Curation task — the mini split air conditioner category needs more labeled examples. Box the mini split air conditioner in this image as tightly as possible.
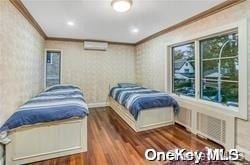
[83,41,108,51]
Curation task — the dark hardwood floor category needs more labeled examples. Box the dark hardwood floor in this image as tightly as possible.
[32,107,222,165]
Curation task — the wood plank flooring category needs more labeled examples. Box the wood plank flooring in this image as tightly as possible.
[32,107,222,165]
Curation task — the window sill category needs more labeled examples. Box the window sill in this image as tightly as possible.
[170,93,239,118]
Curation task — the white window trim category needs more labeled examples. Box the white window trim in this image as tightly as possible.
[164,18,248,120]
[44,49,63,89]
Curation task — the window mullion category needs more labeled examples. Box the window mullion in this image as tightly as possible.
[195,40,200,100]
[169,47,173,93]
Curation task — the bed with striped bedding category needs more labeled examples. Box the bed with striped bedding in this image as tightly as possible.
[0,85,89,136]
[110,86,179,120]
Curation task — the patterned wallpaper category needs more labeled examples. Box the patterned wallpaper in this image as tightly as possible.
[0,0,45,126]
[45,41,136,105]
[135,1,250,151]
[1,0,249,156]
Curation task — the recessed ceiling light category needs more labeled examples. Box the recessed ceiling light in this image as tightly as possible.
[131,27,139,33]
[111,0,133,13]
[67,21,75,26]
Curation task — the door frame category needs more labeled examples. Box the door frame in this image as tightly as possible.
[44,49,62,89]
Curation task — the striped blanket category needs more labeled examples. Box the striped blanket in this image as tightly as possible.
[0,85,88,144]
[110,86,179,120]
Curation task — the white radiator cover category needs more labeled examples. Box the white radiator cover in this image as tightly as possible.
[174,98,235,150]
[197,113,226,145]
[175,107,192,129]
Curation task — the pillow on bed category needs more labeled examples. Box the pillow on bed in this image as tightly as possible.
[45,84,80,92]
[118,83,139,88]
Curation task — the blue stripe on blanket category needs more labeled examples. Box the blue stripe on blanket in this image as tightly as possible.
[118,89,156,105]
[22,97,85,107]
[110,86,145,100]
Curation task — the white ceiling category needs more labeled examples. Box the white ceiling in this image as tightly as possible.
[22,0,225,44]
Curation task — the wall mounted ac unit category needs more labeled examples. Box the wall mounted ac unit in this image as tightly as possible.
[83,41,108,51]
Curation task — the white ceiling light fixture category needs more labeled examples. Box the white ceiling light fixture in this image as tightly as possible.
[111,0,133,13]
[131,27,139,33]
[67,21,75,26]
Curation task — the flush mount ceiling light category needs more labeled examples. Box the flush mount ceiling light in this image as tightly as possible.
[67,21,75,26]
[111,0,133,13]
[131,27,139,33]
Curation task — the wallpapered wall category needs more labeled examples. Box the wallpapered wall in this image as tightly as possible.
[0,0,45,126]
[45,41,135,105]
[135,1,250,153]
[1,0,249,158]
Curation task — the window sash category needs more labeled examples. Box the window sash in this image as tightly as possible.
[171,32,239,108]
[172,43,195,97]
[200,32,239,107]
[201,56,238,61]
[201,78,238,83]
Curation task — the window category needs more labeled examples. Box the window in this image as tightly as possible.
[200,33,238,107]
[172,43,195,97]
[46,51,61,88]
[168,19,248,119]
[171,32,239,107]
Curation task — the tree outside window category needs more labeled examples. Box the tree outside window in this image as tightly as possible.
[200,33,238,107]
[172,32,238,108]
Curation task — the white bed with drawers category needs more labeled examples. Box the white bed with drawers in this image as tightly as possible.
[0,85,89,165]
[109,83,178,132]
[6,118,87,165]
[109,97,174,132]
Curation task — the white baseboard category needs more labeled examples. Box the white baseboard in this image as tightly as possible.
[236,145,250,161]
[88,102,108,108]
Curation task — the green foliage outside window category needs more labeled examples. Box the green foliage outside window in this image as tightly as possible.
[172,32,239,107]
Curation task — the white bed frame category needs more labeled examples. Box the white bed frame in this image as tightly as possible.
[5,117,87,165]
[109,97,174,132]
